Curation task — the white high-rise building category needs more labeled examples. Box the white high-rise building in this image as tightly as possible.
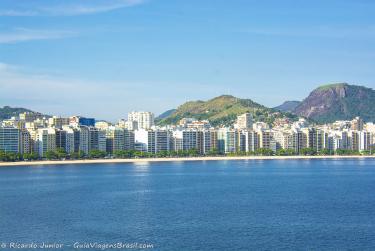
[128,112,154,130]
[359,131,371,152]
[78,126,89,154]
[36,128,56,157]
[172,129,199,151]
[235,113,253,130]
[135,129,170,153]
[62,126,76,154]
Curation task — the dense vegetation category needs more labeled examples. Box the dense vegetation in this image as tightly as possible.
[155,109,176,122]
[0,106,34,120]
[1,147,374,162]
[158,95,298,126]
[0,106,48,121]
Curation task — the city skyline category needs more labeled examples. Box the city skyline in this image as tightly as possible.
[0,109,373,159]
[1,0,375,120]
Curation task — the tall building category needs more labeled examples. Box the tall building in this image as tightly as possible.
[26,128,39,154]
[62,126,76,154]
[55,129,67,150]
[351,131,359,151]
[236,113,253,130]
[0,127,21,153]
[315,129,329,152]
[217,128,238,153]
[135,129,169,153]
[258,130,272,150]
[37,128,56,157]
[88,127,107,152]
[359,131,371,152]
[128,112,154,130]
[124,129,135,150]
[197,129,218,154]
[106,127,135,153]
[78,126,90,154]
[273,130,289,150]
[182,130,199,151]
[172,129,199,151]
[172,131,183,151]
[286,129,304,153]
[341,131,350,150]
[351,117,364,131]
[20,129,32,154]
[241,130,259,152]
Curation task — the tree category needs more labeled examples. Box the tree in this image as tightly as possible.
[155,150,169,158]
[335,149,360,156]
[45,150,58,160]
[71,150,86,159]
[207,148,220,156]
[134,151,148,158]
[255,148,274,156]
[319,148,333,155]
[276,149,296,156]
[56,148,67,159]
[176,150,188,157]
[187,148,199,157]
[22,153,33,160]
[89,150,106,159]
[300,148,317,156]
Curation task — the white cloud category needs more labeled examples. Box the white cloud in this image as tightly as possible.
[0,62,237,120]
[0,10,38,16]
[0,0,146,17]
[0,62,178,120]
[0,28,77,44]
[236,25,375,39]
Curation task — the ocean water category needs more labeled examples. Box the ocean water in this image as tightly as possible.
[0,159,375,250]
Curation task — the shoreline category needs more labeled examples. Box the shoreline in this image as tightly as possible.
[1,155,375,167]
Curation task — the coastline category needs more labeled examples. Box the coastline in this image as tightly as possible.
[0,155,374,167]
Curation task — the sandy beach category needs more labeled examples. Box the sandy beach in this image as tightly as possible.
[0,155,374,167]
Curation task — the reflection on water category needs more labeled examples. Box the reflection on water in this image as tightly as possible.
[0,159,374,250]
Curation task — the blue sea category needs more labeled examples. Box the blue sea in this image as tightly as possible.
[0,159,375,250]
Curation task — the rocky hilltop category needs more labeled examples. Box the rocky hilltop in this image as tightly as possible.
[293,83,375,123]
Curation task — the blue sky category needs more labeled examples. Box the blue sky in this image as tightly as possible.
[1,0,375,121]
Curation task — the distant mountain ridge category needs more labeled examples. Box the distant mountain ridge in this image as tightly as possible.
[0,106,36,120]
[293,83,375,123]
[156,109,176,121]
[3,83,375,125]
[158,95,296,126]
[274,101,301,112]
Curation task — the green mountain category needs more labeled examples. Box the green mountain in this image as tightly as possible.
[158,95,297,126]
[155,109,177,122]
[294,83,375,123]
[0,106,34,120]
